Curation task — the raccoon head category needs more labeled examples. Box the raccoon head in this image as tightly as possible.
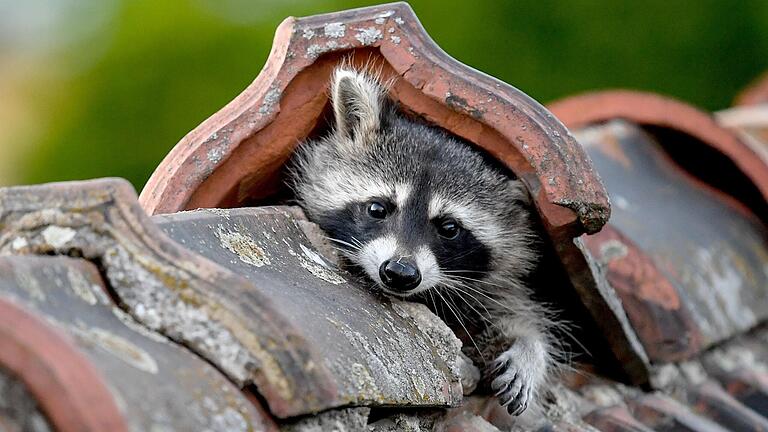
[293,67,537,298]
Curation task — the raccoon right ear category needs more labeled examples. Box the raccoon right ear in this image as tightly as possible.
[330,68,385,141]
[508,179,533,206]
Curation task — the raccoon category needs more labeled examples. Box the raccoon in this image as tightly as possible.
[291,67,559,417]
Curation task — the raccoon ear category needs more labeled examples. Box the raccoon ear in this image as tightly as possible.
[508,179,533,206]
[330,68,385,141]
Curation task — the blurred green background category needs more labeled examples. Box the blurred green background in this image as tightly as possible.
[1,0,766,190]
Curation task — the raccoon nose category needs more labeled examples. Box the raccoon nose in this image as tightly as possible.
[379,258,421,292]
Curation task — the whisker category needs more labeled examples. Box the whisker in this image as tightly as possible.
[441,282,493,325]
[442,269,494,275]
[350,235,366,250]
[446,279,517,313]
[428,289,438,317]
[442,274,509,292]
[324,236,362,251]
[442,246,485,264]
[434,288,483,359]
[329,245,359,258]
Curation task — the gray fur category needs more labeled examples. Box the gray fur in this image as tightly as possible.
[290,67,561,420]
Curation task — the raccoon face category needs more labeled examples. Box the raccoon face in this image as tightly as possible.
[313,192,496,297]
[293,68,536,298]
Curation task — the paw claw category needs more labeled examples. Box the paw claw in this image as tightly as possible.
[507,386,529,416]
[498,390,514,407]
[509,399,528,416]
[492,372,517,395]
[490,358,508,374]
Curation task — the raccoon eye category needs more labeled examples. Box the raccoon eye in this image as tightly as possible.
[437,218,461,239]
[367,201,388,219]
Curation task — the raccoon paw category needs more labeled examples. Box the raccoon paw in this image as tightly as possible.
[489,341,545,416]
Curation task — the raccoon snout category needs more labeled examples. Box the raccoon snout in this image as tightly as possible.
[379,258,421,292]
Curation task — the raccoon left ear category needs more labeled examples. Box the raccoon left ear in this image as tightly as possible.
[330,68,385,141]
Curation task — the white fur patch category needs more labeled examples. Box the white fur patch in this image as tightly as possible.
[393,183,411,208]
[358,235,398,284]
[412,245,441,294]
[308,173,411,211]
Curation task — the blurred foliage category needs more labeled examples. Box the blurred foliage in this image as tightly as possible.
[0,0,766,189]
